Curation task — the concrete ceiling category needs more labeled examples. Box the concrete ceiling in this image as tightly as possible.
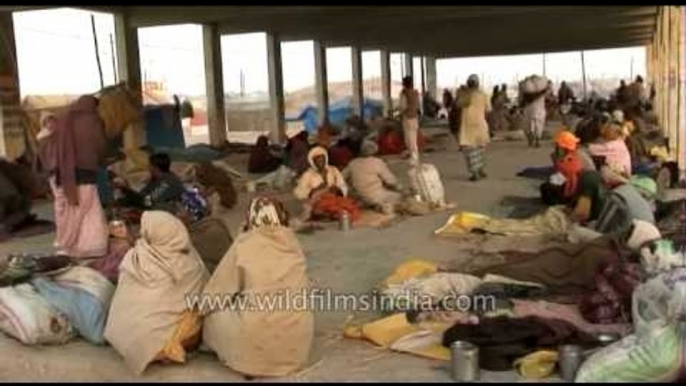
[3,6,658,58]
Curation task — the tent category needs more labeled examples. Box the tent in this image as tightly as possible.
[287,97,384,134]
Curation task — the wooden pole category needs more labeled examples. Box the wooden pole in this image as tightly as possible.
[581,50,587,100]
[91,15,104,89]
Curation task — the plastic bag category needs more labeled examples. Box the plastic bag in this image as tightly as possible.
[0,284,74,345]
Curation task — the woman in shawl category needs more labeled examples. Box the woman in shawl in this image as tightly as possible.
[104,211,209,375]
[37,98,109,259]
[248,135,282,174]
[200,196,314,377]
[293,146,359,222]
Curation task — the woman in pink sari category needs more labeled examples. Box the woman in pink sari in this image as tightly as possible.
[37,96,109,258]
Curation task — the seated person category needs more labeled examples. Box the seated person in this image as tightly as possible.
[114,153,186,214]
[294,146,359,222]
[315,121,338,148]
[200,196,313,377]
[611,176,657,225]
[588,120,632,181]
[343,141,403,214]
[285,131,310,176]
[0,159,33,237]
[541,131,594,206]
[248,135,282,174]
[104,211,209,375]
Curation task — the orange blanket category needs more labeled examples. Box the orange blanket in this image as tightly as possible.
[311,193,361,222]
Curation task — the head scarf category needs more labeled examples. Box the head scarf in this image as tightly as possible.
[554,130,580,151]
[126,211,206,283]
[307,146,329,169]
[37,112,58,173]
[360,140,379,157]
[626,219,661,250]
[629,176,657,200]
[555,151,583,198]
[601,123,623,141]
[245,196,289,231]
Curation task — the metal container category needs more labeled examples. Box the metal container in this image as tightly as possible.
[450,341,480,382]
[596,332,620,346]
[559,344,584,382]
[339,210,351,232]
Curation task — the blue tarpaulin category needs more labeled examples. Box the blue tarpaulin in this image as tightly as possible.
[287,98,384,134]
[144,105,186,151]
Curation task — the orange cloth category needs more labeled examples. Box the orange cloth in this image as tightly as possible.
[311,192,361,222]
[154,310,203,363]
[555,130,580,151]
[556,151,583,198]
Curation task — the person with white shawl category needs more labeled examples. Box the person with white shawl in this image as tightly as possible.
[293,146,353,221]
[200,196,314,377]
[104,211,209,374]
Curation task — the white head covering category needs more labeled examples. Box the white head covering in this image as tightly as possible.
[307,146,328,169]
[360,140,379,157]
[626,219,661,250]
[612,110,625,124]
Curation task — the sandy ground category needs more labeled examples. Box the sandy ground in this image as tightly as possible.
[0,125,565,382]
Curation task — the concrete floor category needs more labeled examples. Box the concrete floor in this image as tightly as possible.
[0,128,565,382]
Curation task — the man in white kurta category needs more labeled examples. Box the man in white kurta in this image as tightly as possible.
[398,76,421,165]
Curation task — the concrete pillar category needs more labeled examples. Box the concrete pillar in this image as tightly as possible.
[351,46,364,119]
[404,53,414,78]
[380,50,392,117]
[0,12,23,160]
[114,13,144,149]
[266,33,286,144]
[425,56,437,100]
[313,41,329,125]
[202,24,227,147]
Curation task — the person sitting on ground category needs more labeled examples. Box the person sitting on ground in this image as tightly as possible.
[541,131,593,206]
[550,132,608,225]
[611,176,657,225]
[294,146,359,222]
[200,196,313,378]
[315,121,338,148]
[343,140,403,214]
[588,119,633,186]
[114,153,186,214]
[285,130,311,176]
[248,135,282,174]
[104,211,209,375]
[0,159,33,238]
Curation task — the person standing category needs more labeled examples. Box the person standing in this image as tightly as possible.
[398,76,421,164]
[457,74,491,181]
[522,79,549,148]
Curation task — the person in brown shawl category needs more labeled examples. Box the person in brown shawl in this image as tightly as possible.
[37,97,109,258]
[200,196,314,377]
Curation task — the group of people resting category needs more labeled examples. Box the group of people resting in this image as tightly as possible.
[106,197,313,377]
[541,119,657,239]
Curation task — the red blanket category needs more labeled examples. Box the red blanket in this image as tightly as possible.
[311,193,361,222]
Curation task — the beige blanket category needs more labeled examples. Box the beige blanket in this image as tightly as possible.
[104,211,209,374]
[201,226,314,377]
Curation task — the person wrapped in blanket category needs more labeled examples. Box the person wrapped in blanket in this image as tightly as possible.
[343,140,403,214]
[112,153,207,223]
[104,211,209,374]
[199,196,313,378]
[543,131,655,238]
[293,146,359,222]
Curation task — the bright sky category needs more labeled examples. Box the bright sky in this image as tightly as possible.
[13,7,646,98]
